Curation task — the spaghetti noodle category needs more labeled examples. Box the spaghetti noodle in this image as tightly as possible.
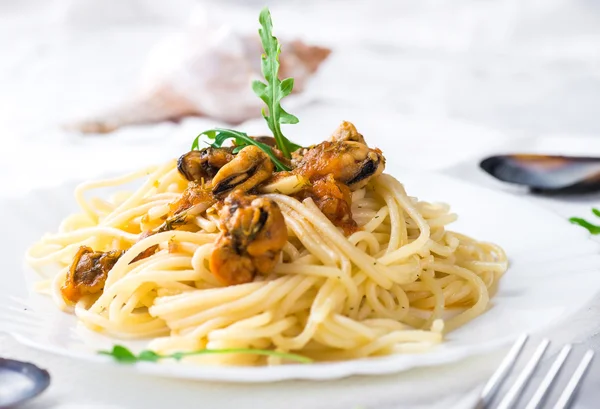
[27,155,507,365]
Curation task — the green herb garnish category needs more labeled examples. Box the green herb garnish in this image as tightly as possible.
[101,345,138,363]
[251,7,301,159]
[99,344,312,364]
[190,7,301,167]
[191,128,291,171]
[569,208,600,234]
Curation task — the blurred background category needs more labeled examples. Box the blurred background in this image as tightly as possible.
[1,0,600,193]
[2,2,600,408]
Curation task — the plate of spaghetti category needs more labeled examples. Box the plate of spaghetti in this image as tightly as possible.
[9,8,600,381]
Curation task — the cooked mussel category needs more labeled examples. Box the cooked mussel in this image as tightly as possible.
[345,149,385,189]
[480,154,600,194]
[294,173,357,234]
[177,147,234,182]
[130,185,217,263]
[295,141,385,190]
[291,122,368,167]
[210,190,287,285]
[211,145,274,196]
[167,183,215,219]
[61,246,125,303]
[330,121,366,144]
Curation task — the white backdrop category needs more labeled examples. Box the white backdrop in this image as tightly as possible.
[1,1,600,408]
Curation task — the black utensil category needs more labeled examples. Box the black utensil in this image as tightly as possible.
[480,154,600,194]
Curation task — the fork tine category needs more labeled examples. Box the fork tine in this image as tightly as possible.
[496,339,550,409]
[525,344,572,409]
[477,334,529,408]
[0,301,45,326]
[0,301,52,320]
[552,350,595,409]
[0,304,44,319]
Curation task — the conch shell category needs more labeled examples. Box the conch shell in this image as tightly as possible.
[67,13,331,134]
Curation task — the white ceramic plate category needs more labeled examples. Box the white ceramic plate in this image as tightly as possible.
[2,168,600,382]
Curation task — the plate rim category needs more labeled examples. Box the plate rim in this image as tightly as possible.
[3,169,600,382]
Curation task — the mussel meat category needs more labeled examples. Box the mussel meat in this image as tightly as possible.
[295,140,385,190]
[211,145,274,196]
[61,246,125,303]
[330,121,366,144]
[177,147,234,183]
[210,190,287,285]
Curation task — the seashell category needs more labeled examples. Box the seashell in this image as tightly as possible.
[0,358,50,407]
[480,154,600,194]
[66,10,331,134]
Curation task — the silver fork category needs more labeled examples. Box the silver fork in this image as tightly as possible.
[476,334,595,409]
[0,296,47,339]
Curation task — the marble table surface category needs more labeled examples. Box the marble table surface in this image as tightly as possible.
[1,1,600,408]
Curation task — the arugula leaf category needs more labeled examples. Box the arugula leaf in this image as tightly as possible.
[138,350,161,362]
[569,208,600,234]
[99,344,312,364]
[190,8,302,169]
[252,7,301,159]
[570,217,600,234]
[99,345,137,363]
[191,128,291,172]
